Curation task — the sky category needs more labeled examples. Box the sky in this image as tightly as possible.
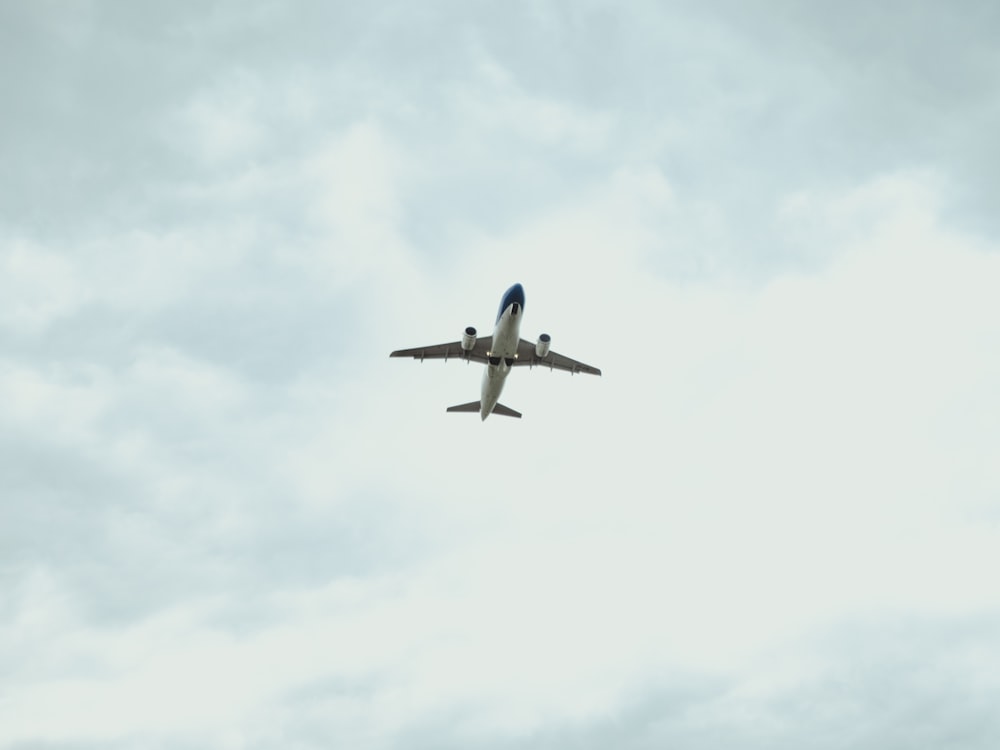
[2,1,1000,747]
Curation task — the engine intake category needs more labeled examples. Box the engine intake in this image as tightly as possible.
[461,326,477,351]
[535,333,551,358]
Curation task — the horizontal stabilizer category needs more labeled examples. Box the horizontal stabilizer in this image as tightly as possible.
[446,401,481,413]
[492,403,522,418]
[445,401,522,418]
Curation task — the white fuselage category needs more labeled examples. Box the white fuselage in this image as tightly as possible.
[480,299,523,419]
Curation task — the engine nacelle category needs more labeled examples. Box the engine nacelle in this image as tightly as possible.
[535,333,551,358]
[461,326,477,351]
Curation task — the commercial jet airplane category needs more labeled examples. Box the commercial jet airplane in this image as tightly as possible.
[390,283,601,420]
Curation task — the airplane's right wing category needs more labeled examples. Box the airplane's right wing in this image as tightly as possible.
[390,336,494,364]
[513,339,602,375]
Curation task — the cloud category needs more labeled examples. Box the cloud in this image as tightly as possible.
[0,239,90,335]
[3,2,1000,748]
[173,72,268,163]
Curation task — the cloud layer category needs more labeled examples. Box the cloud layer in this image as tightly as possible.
[2,2,999,748]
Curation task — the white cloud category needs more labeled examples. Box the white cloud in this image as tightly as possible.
[0,238,92,334]
[172,71,267,163]
[306,167,1000,742]
[453,59,617,153]
[304,122,413,283]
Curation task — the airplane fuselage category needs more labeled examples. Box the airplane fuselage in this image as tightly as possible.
[480,283,525,419]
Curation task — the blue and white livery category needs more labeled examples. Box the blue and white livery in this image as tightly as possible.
[390,283,602,420]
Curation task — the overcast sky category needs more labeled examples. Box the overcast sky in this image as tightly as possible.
[2,1,1000,748]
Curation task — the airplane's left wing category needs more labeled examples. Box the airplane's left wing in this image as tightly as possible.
[390,336,493,364]
[513,339,602,375]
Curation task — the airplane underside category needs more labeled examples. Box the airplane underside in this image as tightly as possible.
[390,283,601,420]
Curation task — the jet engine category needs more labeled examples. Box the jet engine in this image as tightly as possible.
[461,326,477,351]
[535,333,551,358]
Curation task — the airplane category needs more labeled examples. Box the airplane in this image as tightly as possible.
[390,283,601,420]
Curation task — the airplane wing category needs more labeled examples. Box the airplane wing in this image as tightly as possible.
[390,336,493,364]
[513,339,602,375]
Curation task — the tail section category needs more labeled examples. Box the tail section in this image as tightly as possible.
[446,401,522,419]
